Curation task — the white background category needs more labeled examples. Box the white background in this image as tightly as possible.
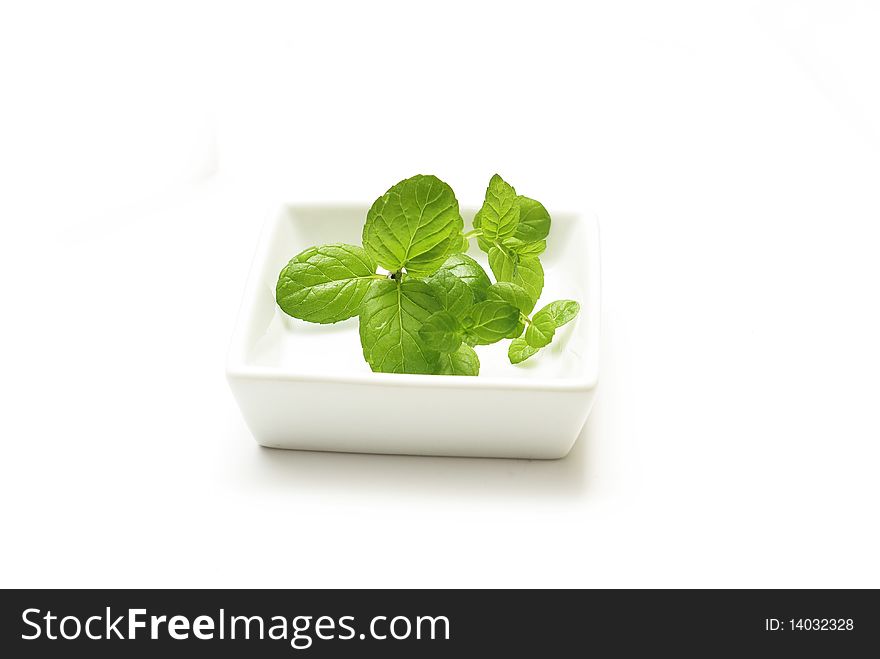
[2,1,879,587]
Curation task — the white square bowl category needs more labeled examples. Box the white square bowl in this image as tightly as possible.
[227,204,600,459]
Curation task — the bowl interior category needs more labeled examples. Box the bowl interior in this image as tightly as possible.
[237,205,596,383]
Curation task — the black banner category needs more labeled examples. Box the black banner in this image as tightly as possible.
[1,589,876,656]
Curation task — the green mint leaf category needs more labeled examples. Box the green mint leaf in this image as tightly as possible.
[513,196,551,243]
[508,337,540,364]
[486,282,531,338]
[470,212,494,254]
[276,243,379,324]
[487,245,544,313]
[541,299,580,327]
[432,253,492,303]
[486,282,533,314]
[524,299,580,349]
[507,319,526,339]
[462,300,520,345]
[362,174,464,277]
[473,174,519,242]
[524,311,556,348]
[438,343,480,376]
[424,268,474,321]
[419,311,463,353]
[486,243,516,280]
[359,278,441,374]
[503,237,546,257]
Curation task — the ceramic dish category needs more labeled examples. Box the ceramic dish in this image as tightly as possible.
[227,204,599,458]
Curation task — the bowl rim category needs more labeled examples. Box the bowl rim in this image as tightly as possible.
[226,202,600,393]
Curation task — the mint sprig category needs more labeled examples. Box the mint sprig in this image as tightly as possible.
[275,174,580,376]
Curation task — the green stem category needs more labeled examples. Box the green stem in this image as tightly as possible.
[462,229,483,240]
[520,313,531,325]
